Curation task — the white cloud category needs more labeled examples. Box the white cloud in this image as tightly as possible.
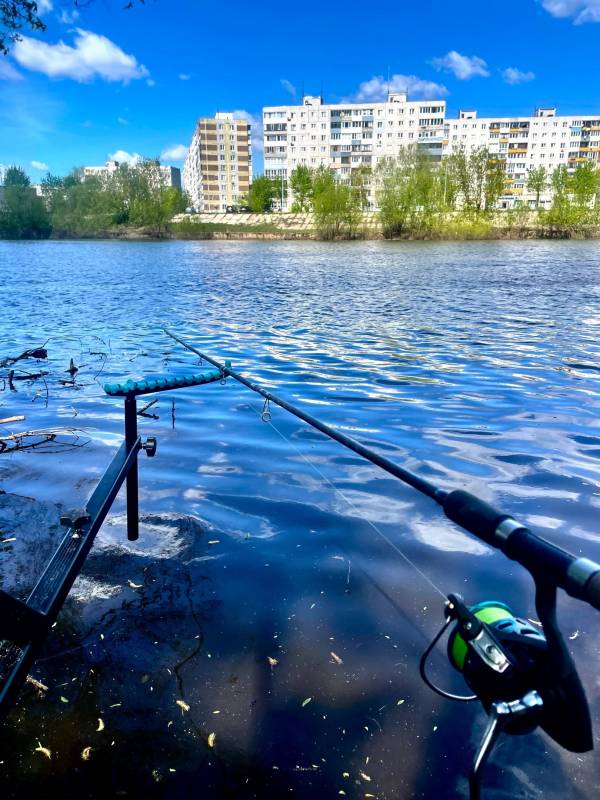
[146,78,156,87]
[431,50,490,80]
[280,78,297,98]
[31,160,49,171]
[540,0,600,22]
[501,67,536,85]
[160,144,188,161]
[179,73,191,80]
[37,0,53,12]
[232,109,263,153]
[349,73,448,102]
[117,116,129,125]
[0,60,23,81]
[59,9,80,24]
[108,150,143,165]
[13,29,149,84]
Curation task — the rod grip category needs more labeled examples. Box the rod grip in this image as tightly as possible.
[443,490,510,546]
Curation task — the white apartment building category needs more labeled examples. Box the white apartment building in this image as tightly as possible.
[182,113,252,212]
[263,93,446,209]
[82,160,182,189]
[264,95,600,209]
[445,107,600,206]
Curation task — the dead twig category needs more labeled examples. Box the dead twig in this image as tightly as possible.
[138,398,159,419]
[0,416,25,425]
[0,347,48,369]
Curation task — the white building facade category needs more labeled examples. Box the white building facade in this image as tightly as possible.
[263,93,446,209]
[263,95,600,209]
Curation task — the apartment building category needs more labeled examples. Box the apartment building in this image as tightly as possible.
[264,94,600,209]
[263,93,446,209]
[445,107,600,206]
[82,160,182,189]
[182,113,252,212]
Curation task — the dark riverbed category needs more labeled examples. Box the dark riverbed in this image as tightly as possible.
[0,239,599,799]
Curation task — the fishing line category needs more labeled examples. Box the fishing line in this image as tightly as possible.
[244,400,447,601]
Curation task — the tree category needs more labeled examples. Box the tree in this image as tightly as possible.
[289,165,313,212]
[312,167,361,239]
[375,148,444,237]
[445,147,492,212]
[0,1,44,55]
[1,1,145,54]
[570,161,598,207]
[350,164,372,211]
[3,165,30,186]
[0,167,50,239]
[245,175,278,213]
[526,166,547,208]
[484,162,505,210]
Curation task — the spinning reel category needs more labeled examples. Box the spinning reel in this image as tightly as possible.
[420,586,593,799]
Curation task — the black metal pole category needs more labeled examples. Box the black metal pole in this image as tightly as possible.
[124,395,139,541]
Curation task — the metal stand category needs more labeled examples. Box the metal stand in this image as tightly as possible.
[469,691,544,800]
[124,395,139,542]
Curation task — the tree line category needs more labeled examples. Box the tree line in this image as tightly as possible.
[0,161,187,239]
[246,148,600,239]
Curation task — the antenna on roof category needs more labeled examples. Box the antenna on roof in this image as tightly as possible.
[301,79,304,101]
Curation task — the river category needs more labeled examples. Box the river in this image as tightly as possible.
[0,239,599,799]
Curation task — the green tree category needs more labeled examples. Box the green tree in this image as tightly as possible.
[445,147,493,212]
[375,148,444,237]
[551,164,570,200]
[312,168,361,239]
[3,165,30,186]
[350,164,372,211]
[289,165,313,212]
[0,166,50,239]
[1,1,146,54]
[485,162,506,211]
[570,161,598,207]
[245,175,278,212]
[526,166,547,208]
[0,1,44,55]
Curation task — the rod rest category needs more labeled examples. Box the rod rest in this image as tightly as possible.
[103,364,230,398]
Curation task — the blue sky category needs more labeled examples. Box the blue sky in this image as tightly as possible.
[1,0,600,180]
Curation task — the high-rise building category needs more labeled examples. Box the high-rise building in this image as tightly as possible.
[183,113,252,212]
[263,93,446,209]
[445,107,600,206]
[263,94,600,209]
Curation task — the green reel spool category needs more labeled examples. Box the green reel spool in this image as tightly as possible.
[448,601,515,672]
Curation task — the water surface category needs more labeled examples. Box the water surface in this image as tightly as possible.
[0,240,599,798]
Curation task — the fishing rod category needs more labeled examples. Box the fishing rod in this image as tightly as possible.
[164,328,599,799]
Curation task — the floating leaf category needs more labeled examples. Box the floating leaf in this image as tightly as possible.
[342,772,350,778]
[330,652,343,665]
[338,792,346,796]
[81,746,92,761]
[396,699,405,706]
[212,710,220,715]
[176,700,190,713]
[302,697,312,707]
[208,540,220,545]
[569,630,580,640]
[97,718,105,732]
[267,656,278,667]
[207,732,216,748]
[128,580,143,589]
[60,696,69,703]
[360,772,371,782]
[35,742,51,759]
